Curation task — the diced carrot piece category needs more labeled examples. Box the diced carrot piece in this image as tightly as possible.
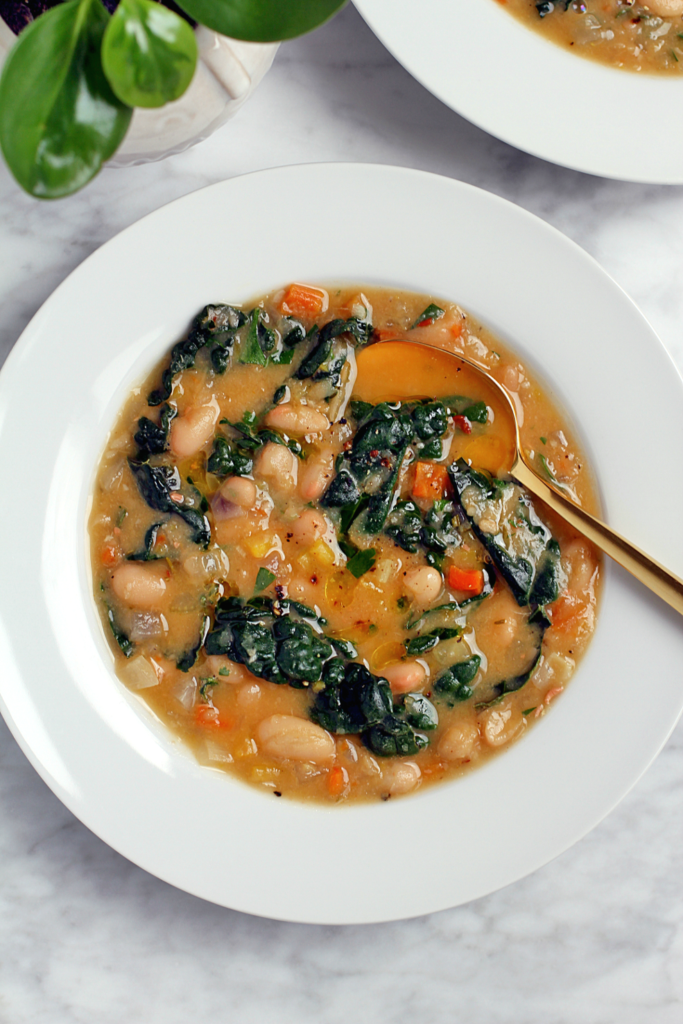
[447,565,485,595]
[327,764,349,797]
[412,461,453,500]
[194,705,235,729]
[279,283,328,319]
[101,544,119,567]
[373,327,400,342]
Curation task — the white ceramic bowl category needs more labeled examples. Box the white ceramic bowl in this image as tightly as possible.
[1,164,682,924]
[354,0,683,183]
[0,19,277,166]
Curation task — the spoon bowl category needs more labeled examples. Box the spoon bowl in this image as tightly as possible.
[355,338,683,616]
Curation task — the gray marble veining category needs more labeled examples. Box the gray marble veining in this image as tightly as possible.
[0,5,682,1022]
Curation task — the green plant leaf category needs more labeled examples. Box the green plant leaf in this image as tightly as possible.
[102,0,198,108]
[0,1,131,198]
[0,0,132,198]
[175,0,347,42]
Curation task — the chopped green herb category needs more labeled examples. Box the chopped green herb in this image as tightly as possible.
[522,707,537,716]
[345,547,376,578]
[239,309,269,366]
[107,606,134,658]
[199,677,218,701]
[411,303,444,329]
[540,436,547,445]
[116,506,128,527]
[254,568,276,593]
[218,666,230,677]
[404,627,461,656]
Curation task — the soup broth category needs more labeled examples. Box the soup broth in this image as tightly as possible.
[498,0,683,74]
[89,284,600,803]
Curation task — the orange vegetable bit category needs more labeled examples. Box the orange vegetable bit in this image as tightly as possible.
[411,461,454,501]
[100,543,119,567]
[447,564,485,595]
[373,327,400,343]
[327,764,349,798]
[194,705,235,730]
[279,283,328,319]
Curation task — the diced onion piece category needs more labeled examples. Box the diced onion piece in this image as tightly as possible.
[121,655,159,690]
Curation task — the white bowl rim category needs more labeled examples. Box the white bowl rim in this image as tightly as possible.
[1,162,682,924]
[354,0,683,183]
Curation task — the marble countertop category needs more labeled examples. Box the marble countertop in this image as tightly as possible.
[1,5,682,1021]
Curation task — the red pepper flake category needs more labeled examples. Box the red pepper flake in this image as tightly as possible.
[170,492,184,504]
[370,449,380,458]
[452,414,472,435]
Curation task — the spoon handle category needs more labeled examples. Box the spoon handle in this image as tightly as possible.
[512,456,683,617]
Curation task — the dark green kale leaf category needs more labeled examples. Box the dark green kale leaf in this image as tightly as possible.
[148,304,245,405]
[404,627,461,656]
[433,655,482,703]
[385,500,423,553]
[272,618,330,684]
[411,401,448,441]
[177,616,210,672]
[535,0,571,15]
[133,403,176,460]
[295,317,372,381]
[448,458,565,607]
[107,606,134,658]
[402,693,439,731]
[321,470,361,510]
[128,459,211,548]
[206,437,254,478]
[364,716,429,757]
[310,662,393,734]
[476,608,551,706]
[282,319,306,348]
[127,522,164,561]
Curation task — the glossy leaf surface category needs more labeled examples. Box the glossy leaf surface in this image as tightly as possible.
[175,0,347,41]
[102,0,198,108]
[0,0,132,198]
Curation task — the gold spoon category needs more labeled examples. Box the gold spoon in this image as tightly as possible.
[354,339,683,616]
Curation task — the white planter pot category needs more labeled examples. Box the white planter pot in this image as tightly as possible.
[0,17,278,166]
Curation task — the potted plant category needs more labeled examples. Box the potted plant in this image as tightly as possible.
[0,0,346,198]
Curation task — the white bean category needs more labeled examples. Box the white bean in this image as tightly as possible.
[438,719,479,761]
[479,702,524,748]
[645,0,683,14]
[256,715,335,764]
[563,539,596,595]
[219,475,257,509]
[255,442,298,493]
[499,363,521,392]
[382,660,426,694]
[531,652,575,694]
[111,562,168,609]
[290,508,328,547]
[299,450,335,501]
[403,566,442,605]
[264,403,329,436]
[236,682,262,708]
[204,656,249,683]
[382,761,421,797]
[169,401,219,457]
